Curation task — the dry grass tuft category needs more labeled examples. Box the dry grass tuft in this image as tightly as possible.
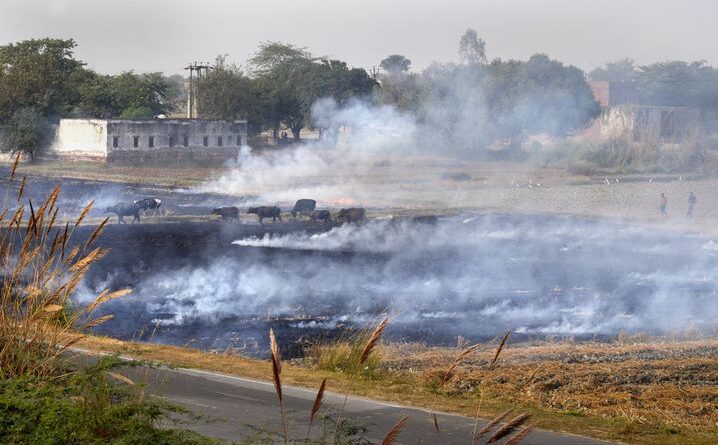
[310,378,326,424]
[380,415,409,445]
[504,422,537,445]
[306,378,326,440]
[268,328,288,444]
[490,331,511,369]
[486,412,532,443]
[360,317,388,366]
[474,409,513,441]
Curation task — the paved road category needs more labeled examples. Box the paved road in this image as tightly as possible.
[102,360,619,445]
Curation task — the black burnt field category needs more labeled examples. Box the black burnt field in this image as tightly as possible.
[79,214,718,357]
[5,169,718,357]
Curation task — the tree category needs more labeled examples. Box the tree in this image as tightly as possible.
[414,52,600,156]
[73,71,174,119]
[247,42,376,141]
[3,108,49,159]
[458,29,487,65]
[376,55,419,110]
[379,55,411,75]
[196,56,262,133]
[0,38,83,121]
[589,59,637,82]
[247,42,315,140]
[636,61,718,110]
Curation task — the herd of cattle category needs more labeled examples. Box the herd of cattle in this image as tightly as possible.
[104,197,367,225]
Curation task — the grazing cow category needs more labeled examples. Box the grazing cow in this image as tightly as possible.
[335,207,366,224]
[291,199,316,218]
[309,210,332,225]
[105,202,141,224]
[211,206,239,221]
[134,197,162,212]
[248,206,283,224]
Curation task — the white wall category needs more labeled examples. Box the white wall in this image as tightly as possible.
[49,119,108,157]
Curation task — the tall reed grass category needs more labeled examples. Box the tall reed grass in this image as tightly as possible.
[1,154,129,380]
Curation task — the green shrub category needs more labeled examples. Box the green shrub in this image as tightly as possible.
[0,359,220,445]
[308,329,383,378]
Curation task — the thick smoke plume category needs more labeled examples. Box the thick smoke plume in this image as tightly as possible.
[199,98,422,206]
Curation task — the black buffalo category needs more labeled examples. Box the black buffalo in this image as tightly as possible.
[105,202,140,224]
[335,207,366,224]
[291,199,316,218]
[248,206,282,224]
[134,197,162,211]
[309,210,332,224]
[211,207,239,221]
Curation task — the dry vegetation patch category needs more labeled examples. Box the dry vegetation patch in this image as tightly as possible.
[383,339,718,434]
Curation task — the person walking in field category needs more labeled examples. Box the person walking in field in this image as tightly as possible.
[660,193,668,217]
[687,192,697,218]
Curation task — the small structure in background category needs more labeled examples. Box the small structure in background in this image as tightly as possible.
[584,81,702,145]
[44,118,247,164]
[590,80,639,107]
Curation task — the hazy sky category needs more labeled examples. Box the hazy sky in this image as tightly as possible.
[0,0,714,75]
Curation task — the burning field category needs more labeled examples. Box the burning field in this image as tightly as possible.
[69,210,718,356]
[4,166,718,357]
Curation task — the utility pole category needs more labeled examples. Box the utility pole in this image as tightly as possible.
[184,62,212,118]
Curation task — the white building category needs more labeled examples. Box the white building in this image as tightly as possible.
[46,118,248,163]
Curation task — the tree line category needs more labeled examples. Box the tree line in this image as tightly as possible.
[0,38,182,157]
[3,33,718,159]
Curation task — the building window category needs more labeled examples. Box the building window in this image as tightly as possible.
[133,136,139,148]
[203,136,209,147]
[148,136,155,148]
[217,136,223,147]
[169,136,175,148]
[236,135,242,146]
[112,136,119,148]
[183,135,189,147]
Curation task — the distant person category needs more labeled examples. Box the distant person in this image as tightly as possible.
[687,192,697,218]
[660,193,668,217]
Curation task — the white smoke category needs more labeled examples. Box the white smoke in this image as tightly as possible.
[198,98,422,206]
[89,215,718,348]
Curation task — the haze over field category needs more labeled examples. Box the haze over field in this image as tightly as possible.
[0,0,716,74]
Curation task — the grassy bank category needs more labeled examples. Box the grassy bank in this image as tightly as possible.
[76,334,718,445]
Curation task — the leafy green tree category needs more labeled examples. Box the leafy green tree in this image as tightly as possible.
[71,70,118,118]
[248,42,315,140]
[247,42,376,140]
[379,55,411,75]
[0,38,83,121]
[196,57,258,126]
[110,72,173,117]
[636,61,718,110]
[376,55,420,111]
[4,108,50,160]
[73,71,173,118]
